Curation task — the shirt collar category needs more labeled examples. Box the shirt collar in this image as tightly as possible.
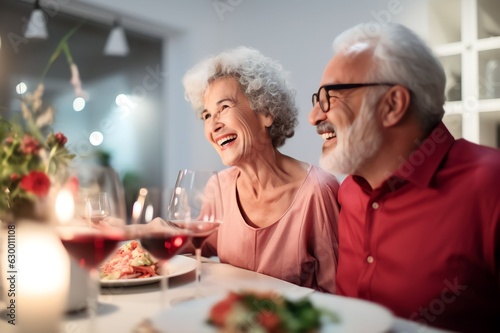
[393,122,454,188]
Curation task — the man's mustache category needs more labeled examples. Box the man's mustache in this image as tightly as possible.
[316,121,336,135]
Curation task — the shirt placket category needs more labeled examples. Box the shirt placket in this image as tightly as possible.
[358,191,384,300]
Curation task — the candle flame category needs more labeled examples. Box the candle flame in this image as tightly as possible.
[55,189,75,224]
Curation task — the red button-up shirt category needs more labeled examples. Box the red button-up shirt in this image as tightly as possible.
[337,122,500,332]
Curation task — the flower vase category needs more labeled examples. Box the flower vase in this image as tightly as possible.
[0,217,70,333]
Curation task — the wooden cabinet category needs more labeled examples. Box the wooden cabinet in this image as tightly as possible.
[429,0,500,148]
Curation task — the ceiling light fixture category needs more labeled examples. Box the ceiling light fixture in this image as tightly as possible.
[103,19,129,56]
[24,0,48,39]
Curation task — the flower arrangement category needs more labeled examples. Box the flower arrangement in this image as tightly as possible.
[0,87,75,217]
[0,26,84,219]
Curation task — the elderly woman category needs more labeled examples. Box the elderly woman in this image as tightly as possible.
[182,47,339,293]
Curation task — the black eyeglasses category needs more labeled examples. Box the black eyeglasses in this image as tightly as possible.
[312,83,395,112]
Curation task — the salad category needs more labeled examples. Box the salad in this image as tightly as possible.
[100,240,160,280]
[207,290,340,333]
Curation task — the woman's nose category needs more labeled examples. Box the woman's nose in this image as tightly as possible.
[207,117,223,133]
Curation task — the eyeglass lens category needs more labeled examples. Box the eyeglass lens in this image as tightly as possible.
[312,87,330,112]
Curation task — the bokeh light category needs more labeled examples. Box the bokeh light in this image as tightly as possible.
[73,97,86,112]
[16,82,28,95]
[89,131,104,146]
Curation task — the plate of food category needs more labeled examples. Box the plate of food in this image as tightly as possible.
[100,240,196,287]
[150,290,394,332]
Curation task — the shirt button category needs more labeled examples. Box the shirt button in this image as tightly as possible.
[367,255,374,264]
[372,202,379,209]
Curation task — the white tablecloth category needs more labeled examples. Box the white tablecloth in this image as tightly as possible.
[0,258,454,333]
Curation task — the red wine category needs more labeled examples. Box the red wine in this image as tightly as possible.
[139,233,191,261]
[61,234,124,270]
[171,221,221,249]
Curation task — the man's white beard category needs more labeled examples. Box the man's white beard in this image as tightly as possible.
[320,95,383,175]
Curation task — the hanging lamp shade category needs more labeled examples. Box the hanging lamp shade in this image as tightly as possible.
[104,21,129,56]
[24,0,48,39]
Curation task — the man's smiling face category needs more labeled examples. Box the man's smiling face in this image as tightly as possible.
[309,47,384,175]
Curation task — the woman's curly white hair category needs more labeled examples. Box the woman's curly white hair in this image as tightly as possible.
[182,46,298,148]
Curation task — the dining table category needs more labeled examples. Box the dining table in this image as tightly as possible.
[0,255,454,333]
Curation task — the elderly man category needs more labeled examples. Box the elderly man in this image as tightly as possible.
[309,22,500,332]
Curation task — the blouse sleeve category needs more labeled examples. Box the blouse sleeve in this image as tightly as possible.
[308,169,340,294]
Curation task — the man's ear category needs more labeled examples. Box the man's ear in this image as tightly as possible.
[379,85,411,127]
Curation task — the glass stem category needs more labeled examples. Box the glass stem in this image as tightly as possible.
[160,262,169,308]
[195,247,202,296]
[88,268,100,333]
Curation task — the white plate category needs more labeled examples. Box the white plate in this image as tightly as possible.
[151,292,394,333]
[100,255,196,287]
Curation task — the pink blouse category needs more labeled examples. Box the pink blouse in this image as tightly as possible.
[203,165,340,293]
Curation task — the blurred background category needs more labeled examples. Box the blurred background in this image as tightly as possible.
[1,0,499,218]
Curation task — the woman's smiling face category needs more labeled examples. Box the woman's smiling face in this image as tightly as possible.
[202,77,272,166]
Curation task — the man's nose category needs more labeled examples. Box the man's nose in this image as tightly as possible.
[308,103,327,126]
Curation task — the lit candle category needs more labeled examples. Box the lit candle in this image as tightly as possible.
[131,187,148,224]
[55,189,75,224]
[9,221,69,332]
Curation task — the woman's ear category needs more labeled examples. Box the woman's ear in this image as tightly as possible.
[379,85,411,128]
[262,114,273,128]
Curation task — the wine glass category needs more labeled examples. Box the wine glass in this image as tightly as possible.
[167,169,224,297]
[132,187,192,308]
[76,164,127,223]
[85,192,111,223]
[55,170,128,332]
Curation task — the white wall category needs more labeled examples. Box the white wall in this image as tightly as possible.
[79,0,431,191]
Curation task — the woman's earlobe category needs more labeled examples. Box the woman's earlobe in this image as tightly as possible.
[264,114,273,128]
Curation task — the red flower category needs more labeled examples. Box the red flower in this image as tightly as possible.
[20,171,51,197]
[54,132,68,146]
[21,135,41,154]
